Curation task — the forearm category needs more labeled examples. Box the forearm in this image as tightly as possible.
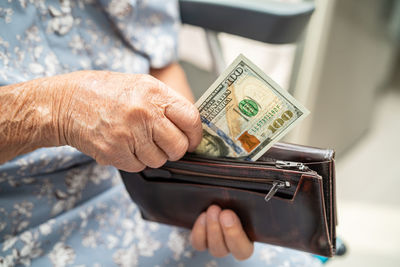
[0,78,61,163]
[0,67,199,167]
[150,63,195,103]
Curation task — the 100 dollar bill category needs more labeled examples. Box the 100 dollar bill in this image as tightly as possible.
[195,54,309,161]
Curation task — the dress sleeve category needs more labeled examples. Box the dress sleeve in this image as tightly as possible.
[99,0,180,69]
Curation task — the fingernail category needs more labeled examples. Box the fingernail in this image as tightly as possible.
[209,206,220,222]
[221,212,235,227]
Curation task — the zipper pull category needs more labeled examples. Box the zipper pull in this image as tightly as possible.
[264,180,291,202]
[275,160,307,171]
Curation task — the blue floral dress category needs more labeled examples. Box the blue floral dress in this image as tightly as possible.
[0,1,322,266]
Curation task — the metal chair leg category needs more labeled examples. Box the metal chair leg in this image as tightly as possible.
[205,29,226,76]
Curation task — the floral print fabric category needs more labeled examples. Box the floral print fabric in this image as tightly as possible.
[0,0,322,266]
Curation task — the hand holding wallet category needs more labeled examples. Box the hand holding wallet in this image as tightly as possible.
[120,142,337,257]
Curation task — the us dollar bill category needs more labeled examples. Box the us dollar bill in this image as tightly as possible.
[194,54,309,161]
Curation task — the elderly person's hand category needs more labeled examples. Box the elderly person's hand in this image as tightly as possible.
[53,70,203,172]
[0,70,202,171]
[190,205,254,261]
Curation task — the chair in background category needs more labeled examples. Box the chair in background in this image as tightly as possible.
[178,0,314,75]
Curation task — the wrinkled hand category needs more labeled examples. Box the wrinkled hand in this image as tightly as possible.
[190,205,254,261]
[54,71,202,172]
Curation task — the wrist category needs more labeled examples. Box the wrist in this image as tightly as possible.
[49,72,77,147]
[0,77,60,162]
[24,77,61,148]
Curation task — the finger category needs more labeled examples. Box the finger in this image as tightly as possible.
[163,92,202,152]
[153,118,189,161]
[93,144,146,173]
[113,153,146,173]
[135,140,168,168]
[219,210,254,261]
[206,205,229,258]
[126,107,167,168]
[190,212,207,251]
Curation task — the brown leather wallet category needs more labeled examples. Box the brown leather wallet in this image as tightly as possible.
[120,142,337,257]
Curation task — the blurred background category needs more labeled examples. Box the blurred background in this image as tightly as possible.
[178,0,400,266]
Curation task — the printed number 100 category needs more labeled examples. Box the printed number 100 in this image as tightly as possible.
[267,110,294,134]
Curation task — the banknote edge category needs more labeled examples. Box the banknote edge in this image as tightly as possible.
[195,54,310,117]
[248,108,309,161]
[236,54,310,117]
[195,55,245,108]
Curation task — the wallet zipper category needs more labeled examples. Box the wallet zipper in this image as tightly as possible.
[275,160,308,171]
[264,181,290,202]
[164,167,288,184]
[182,154,309,172]
[144,156,310,202]
[146,167,292,202]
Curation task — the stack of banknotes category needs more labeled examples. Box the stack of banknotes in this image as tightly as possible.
[194,54,309,161]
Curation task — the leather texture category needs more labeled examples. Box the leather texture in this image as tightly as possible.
[120,142,336,257]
